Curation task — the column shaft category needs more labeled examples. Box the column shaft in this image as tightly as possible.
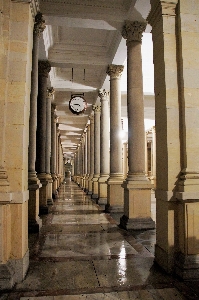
[46,88,54,205]
[98,89,110,205]
[28,13,45,233]
[36,60,51,214]
[148,0,180,273]
[120,21,154,230]
[92,105,101,199]
[51,105,58,195]
[106,65,124,212]
[88,114,94,194]
[85,124,90,192]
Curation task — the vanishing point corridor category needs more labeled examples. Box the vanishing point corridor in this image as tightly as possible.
[1,180,199,299]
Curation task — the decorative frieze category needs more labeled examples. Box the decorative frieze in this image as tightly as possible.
[34,13,46,37]
[122,21,146,43]
[107,64,124,79]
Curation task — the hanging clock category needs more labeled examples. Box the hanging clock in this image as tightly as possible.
[69,95,87,115]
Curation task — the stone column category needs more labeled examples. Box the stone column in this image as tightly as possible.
[0,0,35,288]
[51,104,58,197]
[120,21,155,230]
[46,87,54,205]
[28,13,45,232]
[106,65,124,212]
[98,89,110,205]
[85,123,90,192]
[92,104,101,199]
[56,124,60,188]
[151,126,156,188]
[76,144,81,186]
[88,114,94,194]
[174,0,199,279]
[147,0,180,273]
[83,129,88,191]
[123,142,128,179]
[80,134,85,189]
[73,152,77,182]
[36,60,51,214]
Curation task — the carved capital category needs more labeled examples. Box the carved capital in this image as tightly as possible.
[47,87,55,98]
[147,0,178,28]
[98,89,109,101]
[122,21,146,43]
[38,60,51,77]
[34,13,46,37]
[92,104,101,113]
[107,64,124,79]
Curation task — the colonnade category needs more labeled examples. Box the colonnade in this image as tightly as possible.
[1,0,199,291]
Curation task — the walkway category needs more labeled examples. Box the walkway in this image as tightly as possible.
[1,180,199,299]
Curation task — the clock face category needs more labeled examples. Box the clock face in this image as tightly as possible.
[69,96,87,115]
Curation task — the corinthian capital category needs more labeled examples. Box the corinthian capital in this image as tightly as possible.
[34,13,46,37]
[106,64,124,79]
[122,21,146,43]
[38,60,51,77]
[98,89,109,101]
[92,104,101,113]
[47,87,55,98]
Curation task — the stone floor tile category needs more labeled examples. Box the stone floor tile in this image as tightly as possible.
[156,287,186,299]
[4,181,195,300]
[54,295,87,299]
[16,261,99,291]
[20,297,54,300]
[51,213,109,225]
[40,232,137,258]
[93,257,170,288]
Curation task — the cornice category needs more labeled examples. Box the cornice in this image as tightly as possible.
[40,0,129,11]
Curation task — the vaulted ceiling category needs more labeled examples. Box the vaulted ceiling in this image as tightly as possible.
[39,0,154,160]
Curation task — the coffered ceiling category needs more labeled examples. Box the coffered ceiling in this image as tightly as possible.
[39,0,154,159]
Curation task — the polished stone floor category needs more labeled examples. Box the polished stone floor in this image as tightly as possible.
[1,180,199,299]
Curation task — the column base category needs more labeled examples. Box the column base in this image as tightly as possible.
[155,244,174,274]
[0,249,29,290]
[175,252,199,280]
[107,176,124,212]
[28,219,41,233]
[98,175,108,204]
[47,198,53,205]
[120,214,155,230]
[38,173,48,209]
[98,197,107,205]
[39,205,49,215]
[88,176,93,195]
[105,204,123,213]
[92,176,99,199]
